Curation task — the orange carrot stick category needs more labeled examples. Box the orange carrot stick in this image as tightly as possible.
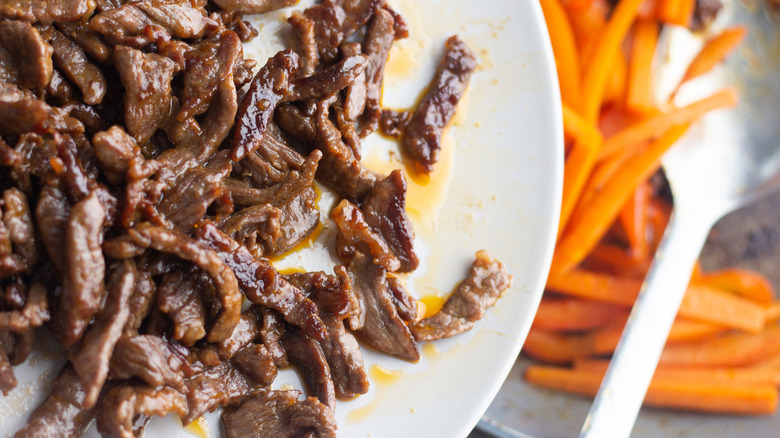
[552,124,688,276]
[546,269,641,307]
[667,318,726,343]
[678,284,767,333]
[524,316,628,363]
[599,88,738,160]
[766,302,780,322]
[583,243,651,278]
[675,27,747,93]
[532,298,627,332]
[603,49,629,105]
[541,0,583,109]
[525,365,779,415]
[568,0,608,65]
[657,0,696,26]
[626,21,659,114]
[580,0,645,122]
[619,180,651,261]
[659,326,780,367]
[695,268,775,304]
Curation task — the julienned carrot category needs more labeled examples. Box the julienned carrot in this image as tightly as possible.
[603,49,629,105]
[627,21,659,113]
[568,0,608,64]
[546,269,641,306]
[675,27,747,93]
[532,298,627,332]
[584,243,651,278]
[565,0,595,12]
[552,124,688,277]
[766,302,780,322]
[559,106,602,236]
[656,0,696,26]
[525,365,779,415]
[524,317,628,363]
[659,326,780,367]
[541,0,582,109]
[667,318,726,343]
[599,88,738,160]
[580,0,645,122]
[695,268,775,304]
[618,180,650,261]
[678,284,767,333]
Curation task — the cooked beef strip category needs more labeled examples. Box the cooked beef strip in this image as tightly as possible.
[362,169,418,272]
[58,190,106,347]
[15,365,96,438]
[46,69,76,105]
[403,35,476,174]
[283,328,336,408]
[220,203,281,259]
[104,223,242,343]
[285,268,357,321]
[3,188,38,270]
[0,21,53,89]
[109,335,190,391]
[114,45,176,144]
[259,307,289,367]
[122,264,155,335]
[232,49,298,162]
[359,7,393,137]
[215,11,258,42]
[386,275,417,324]
[55,22,113,65]
[216,308,261,360]
[92,125,143,185]
[261,187,320,257]
[0,282,49,332]
[340,43,367,121]
[0,0,92,24]
[195,222,326,339]
[222,389,337,438]
[348,252,419,361]
[304,0,382,63]
[0,82,52,135]
[288,11,319,77]
[49,28,107,105]
[331,199,400,272]
[411,250,512,341]
[69,260,136,408]
[284,53,368,103]
[231,343,278,385]
[317,312,368,399]
[275,102,318,144]
[0,339,16,395]
[8,326,35,365]
[234,121,306,187]
[383,4,409,40]
[212,0,296,14]
[158,165,229,232]
[35,183,71,277]
[156,267,207,345]
[182,360,257,424]
[96,385,188,438]
[378,108,411,138]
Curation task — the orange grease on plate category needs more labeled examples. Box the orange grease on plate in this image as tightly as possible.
[183,417,210,438]
[346,365,405,424]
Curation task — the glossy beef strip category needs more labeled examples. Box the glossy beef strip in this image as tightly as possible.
[69,260,136,408]
[0,0,92,24]
[0,82,52,135]
[195,222,326,340]
[96,385,188,438]
[3,188,39,271]
[411,251,512,341]
[259,307,289,367]
[103,223,241,343]
[0,336,15,395]
[219,203,281,259]
[234,121,306,187]
[403,35,476,174]
[314,311,368,399]
[0,282,49,332]
[55,22,112,64]
[182,360,258,424]
[222,389,337,438]
[114,45,176,144]
[331,199,400,272]
[348,252,419,361]
[158,165,229,232]
[282,329,336,409]
[92,126,143,185]
[228,151,320,210]
[288,11,318,77]
[231,343,278,386]
[275,102,318,144]
[261,187,320,257]
[49,28,107,105]
[340,43,367,122]
[109,335,190,391]
[212,0,296,14]
[285,267,358,321]
[231,49,298,162]
[386,275,417,323]
[283,53,367,103]
[35,184,70,277]
[378,108,410,138]
[214,308,261,359]
[358,7,393,137]
[122,266,154,335]
[0,21,52,89]
[156,267,208,345]
[16,365,96,438]
[304,0,382,62]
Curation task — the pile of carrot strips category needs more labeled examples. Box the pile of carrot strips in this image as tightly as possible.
[524,0,778,416]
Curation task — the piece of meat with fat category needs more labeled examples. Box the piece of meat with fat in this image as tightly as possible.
[403,35,476,174]
[212,0,296,14]
[283,329,336,408]
[49,28,106,105]
[109,335,190,391]
[96,385,188,438]
[0,20,52,89]
[0,0,92,24]
[411,250,512,341]
[222,389,337,438]
[331,199,400,272]
[349,252,419,361]
[304,0,382,62]
[156,267,208,345]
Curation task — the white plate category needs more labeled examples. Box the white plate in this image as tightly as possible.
[0,1,562,437]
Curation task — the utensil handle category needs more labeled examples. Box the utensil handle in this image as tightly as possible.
[579,210,714,438]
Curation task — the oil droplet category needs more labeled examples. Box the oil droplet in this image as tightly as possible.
[184,417,211,438]
[422,342,440,358]
[277,266,306,275]
[347,399,377,424]
[418,295,446,319]
[369,364,403,386]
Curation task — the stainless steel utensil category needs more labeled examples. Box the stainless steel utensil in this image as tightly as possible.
[580,3,780,437]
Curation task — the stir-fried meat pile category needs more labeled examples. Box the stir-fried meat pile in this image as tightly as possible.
[0,0,512,436]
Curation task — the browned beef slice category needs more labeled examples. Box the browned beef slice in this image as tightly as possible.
[15,365,96,438]
[411,250,512,341]
[49,28,107,105]
[8,325,35,366]
[35,184,70,277]
[282,329,336,408]
[348,252,419,361]
[158,165,229,232]
[288,11,318,76]
[89,0,212,45]
[359,7,393,137]
[0,0,91,24]
[0,21,52,89]
[55,21,112,64]
[340,43,367,122]
[403,35,476,174]
[0,340,16,395]
[3,188,38,269]
[104,223,241,343]
[259,307,288,367]
[123,267,154,335]
[285,267,357,321]
[222,390,337,438]
[216,308,261,360]
[362,169,418,272]
[0,282,48,332]
[261,187,320,257]
[183,361,255,424]
[284,53,367,103]
[156,268,207,345]
[220,203,280,259]
[235,121,305,187]
[317,312,368,399]
[231,343,277,385]
[378,108,410,138]
[114,45,176,144]
[304,0,382,62]
[96,385,187,438]
[195,222,326,340]
[59,190,106,347]
[70,260,136,408]
[212,0,296,14]
[92,125,143,185]
[387,275,417,324]
[331,199,400,272]
[231,49,298,161]
[0,82,52,135]
[109,335,189,391]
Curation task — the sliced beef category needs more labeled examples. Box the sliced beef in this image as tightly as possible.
[282,329,336,408]
[114,45,176,144]
[403,35,476,174]
[284,53,367,103]
[49,28,107,105]
[262,187,320,257]
[0,282,49,332]
[275,102,317,144]
[331,199,400,272]
[0,0,92,24]
[232,49,298,161]
[55,21,112,64]
[109,335,189,391]
[212,0,296,14]
[183,360,255,424]
[0,20,53,89]
[156,267,207,345]
[340,43,367,122]
[359,7,394,137]
[158,165,229,232]
[259,307,289,367]
[233,122,308,187]
[96,385,188,438]
[216,309,261,360]
[0,341,15,395]
[304,0,382,62]
[3,188,39,270]
[35,184,70,277]
[348,252,419,361]
[123,267,155,335]
[231,343,277,386]
[411,250,512,341]
[220,203,281,259]
[69,260,136,408]
[317,312,368,399]
[288,11,318,76]
[387,275,417,324]
[92,126,143,185]
[378,108,411,138]
[285,268,357,322]
[0,82,52,135]
[222,390,337,438]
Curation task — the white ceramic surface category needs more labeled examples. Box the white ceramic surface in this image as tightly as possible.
[0,1,562,437]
